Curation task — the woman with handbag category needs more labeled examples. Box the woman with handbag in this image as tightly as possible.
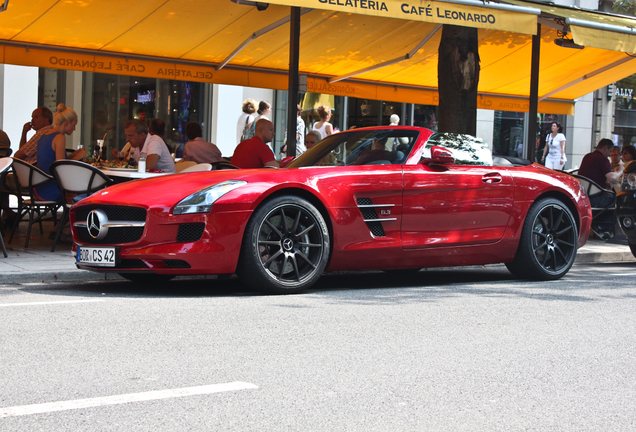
[541,121,567,170]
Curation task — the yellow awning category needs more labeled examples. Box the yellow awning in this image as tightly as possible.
[505,0,636,53]
[0,0,636,115]
[259,0,539,34]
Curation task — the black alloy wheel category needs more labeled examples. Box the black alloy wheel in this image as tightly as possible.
[237,196,330,294]
[506,198,578,280]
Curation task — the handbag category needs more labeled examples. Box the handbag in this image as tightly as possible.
[240,116,253,142]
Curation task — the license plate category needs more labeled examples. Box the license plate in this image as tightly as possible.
[77,246,116,267]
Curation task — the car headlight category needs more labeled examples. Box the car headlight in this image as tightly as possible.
[173,180,247,215]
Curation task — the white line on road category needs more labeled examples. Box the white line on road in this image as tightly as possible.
[0,382,259,418]
[0,299,105,307]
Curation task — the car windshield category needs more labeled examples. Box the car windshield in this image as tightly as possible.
[421,133,493,166]
[287,129,420,168]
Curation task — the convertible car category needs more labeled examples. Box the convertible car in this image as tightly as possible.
[70,126,592,294]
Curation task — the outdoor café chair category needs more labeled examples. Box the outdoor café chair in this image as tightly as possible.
[572,173,617,239]
[0,157,13,257]
[50,160,114,252]
[9,158,62,248]
[175,161,197,173]
[180,163,212,173]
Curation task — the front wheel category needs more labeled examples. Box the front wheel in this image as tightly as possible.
[237,196,330,294]
[506,198,578,280]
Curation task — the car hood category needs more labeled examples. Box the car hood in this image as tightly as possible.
[74,169,279,209]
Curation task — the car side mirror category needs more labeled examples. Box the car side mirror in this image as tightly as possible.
[280,156,294,168]
[421,146,455,165]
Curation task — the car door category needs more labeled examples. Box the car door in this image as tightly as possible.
[401,162,514,249]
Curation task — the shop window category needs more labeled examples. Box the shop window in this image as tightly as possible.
[413,105,437,131]
[613,75,636,147]
[84,73,204,159]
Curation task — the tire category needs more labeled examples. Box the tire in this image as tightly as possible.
[506,198,578,280]
[237,196,330,294]
[118,273,175,284]
[629,243,636,259]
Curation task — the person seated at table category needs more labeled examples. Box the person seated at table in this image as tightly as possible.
[231,119,279,169]
[14,106,54,165]
[124,119,176,173]
[112,119,169,162]
[305,130,321,151]
[353,137,389,165]
[579,138,622,238]
[34,104,86,201]
[182,121,222,164]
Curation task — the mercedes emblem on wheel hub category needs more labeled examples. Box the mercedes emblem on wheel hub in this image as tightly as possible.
[282,238,294,251]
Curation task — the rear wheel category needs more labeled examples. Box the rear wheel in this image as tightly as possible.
[237,196,330,294]
[118,273,175,284]
[506,198,578,280]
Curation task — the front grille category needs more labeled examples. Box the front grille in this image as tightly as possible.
[164,259,191,268]
[177,223,205,242]
[75,205,147,245]
[76,205,146,222]
[77,226,145,245]
[118,259,149,269]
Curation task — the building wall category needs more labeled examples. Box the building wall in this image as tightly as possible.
[476,109,494,149]
[1,65,39,154]
[566,92,594,169]
[211,84,274,157]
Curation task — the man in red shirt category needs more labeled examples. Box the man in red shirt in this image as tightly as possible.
[231,119,279,169]
[579,138,623,238]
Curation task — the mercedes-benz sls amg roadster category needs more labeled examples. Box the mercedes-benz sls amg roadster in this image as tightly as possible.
[71,126,592,294]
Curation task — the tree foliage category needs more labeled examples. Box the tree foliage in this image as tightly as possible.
[612,0,636,14]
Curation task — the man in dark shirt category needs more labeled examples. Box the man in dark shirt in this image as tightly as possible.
[579,138,622,237]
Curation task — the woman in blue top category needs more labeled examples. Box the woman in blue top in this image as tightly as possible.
[35,103,86,201]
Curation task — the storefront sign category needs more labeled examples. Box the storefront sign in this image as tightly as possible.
[615,87,634,98]
[260,0,538,34]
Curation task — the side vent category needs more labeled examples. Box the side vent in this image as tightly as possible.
[356,198,396,237]
[177,223,205,242]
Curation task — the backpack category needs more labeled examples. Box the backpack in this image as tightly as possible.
[240,116,255,142]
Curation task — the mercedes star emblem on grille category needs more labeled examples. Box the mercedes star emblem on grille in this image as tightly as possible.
[87,209,109,239]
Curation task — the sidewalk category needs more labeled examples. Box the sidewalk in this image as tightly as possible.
[0,221,634,284]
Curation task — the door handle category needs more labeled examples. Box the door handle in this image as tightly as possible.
[482,173,502,184]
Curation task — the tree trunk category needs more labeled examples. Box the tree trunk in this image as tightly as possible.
[437,25,480,135]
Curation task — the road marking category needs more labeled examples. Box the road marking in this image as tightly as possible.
[0,299,104,307]
[0,382,258,418]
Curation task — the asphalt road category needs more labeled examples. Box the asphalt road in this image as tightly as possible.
[1,263,635,431]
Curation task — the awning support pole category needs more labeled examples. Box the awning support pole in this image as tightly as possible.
[216,8,311,71]
[328,24,442,84]
[527,23,540,163]
[286,6,301,157]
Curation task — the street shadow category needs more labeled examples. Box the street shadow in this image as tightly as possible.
[13,263,622,304]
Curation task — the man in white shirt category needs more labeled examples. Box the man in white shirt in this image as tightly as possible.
[124,120,176,173]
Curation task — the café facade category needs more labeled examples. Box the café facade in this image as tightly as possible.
[1,0,636,167]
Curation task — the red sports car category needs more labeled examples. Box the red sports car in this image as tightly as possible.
[71,127,592,294]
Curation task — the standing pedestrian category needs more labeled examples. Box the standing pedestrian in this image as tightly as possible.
[541,121,566,170]
[312,105,333,140]
[236,99,257,144]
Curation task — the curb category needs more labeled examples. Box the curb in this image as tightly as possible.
[575,251,635,264]
[1,270,125,285]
